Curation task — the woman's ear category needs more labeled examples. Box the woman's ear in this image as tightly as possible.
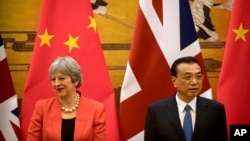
[74,80,79,87]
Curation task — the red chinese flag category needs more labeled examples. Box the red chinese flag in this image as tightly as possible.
[119,0,211,140]
[0,36,21,141]
[20,0,120,140]
[217,0,250,134]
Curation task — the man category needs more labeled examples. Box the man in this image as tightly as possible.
[144,56,228,141]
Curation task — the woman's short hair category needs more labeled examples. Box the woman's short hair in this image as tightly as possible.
[49,56,82,88]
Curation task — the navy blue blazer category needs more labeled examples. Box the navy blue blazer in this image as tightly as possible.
[144,95,228,141]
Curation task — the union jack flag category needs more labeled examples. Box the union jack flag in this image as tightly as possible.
[119,0,212,140]
[0,35,21,141]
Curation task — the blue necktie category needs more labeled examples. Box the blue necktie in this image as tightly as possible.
[183,105,192,141]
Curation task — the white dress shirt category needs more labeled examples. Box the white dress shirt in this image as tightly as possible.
[176,94,196,130]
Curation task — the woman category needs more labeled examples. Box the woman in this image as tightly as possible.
[27,56,106,141]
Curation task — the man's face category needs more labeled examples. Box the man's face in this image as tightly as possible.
[172,62,203,102]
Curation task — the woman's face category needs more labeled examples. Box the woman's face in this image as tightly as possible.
[50,71,78,97]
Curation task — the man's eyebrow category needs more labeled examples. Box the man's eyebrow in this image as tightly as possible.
[183,72,202,75]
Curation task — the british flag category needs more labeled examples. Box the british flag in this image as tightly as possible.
[0,35,21,141]
[119,0,212,140]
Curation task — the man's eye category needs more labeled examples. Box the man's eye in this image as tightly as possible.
[50,78,55,81]
[196,75,202,80]
[182,76,192,80]
[180,74,203,81]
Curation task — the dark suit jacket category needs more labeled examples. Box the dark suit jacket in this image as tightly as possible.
[144,95,228,141]
[27,95,106,141]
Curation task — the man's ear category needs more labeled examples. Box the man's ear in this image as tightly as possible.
[171,76,177,87]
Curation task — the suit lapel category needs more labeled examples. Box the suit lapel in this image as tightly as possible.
[165,96,186,141]
[193,97,208,139]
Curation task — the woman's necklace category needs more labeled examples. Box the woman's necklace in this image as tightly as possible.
[61,93,80,113]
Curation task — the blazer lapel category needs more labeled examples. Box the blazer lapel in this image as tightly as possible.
[73,96,87,140]
[74,116,86,140]
[51,98,63,141]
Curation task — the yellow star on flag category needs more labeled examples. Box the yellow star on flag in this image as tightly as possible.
[233,23,249,41]
[88,16,97,32]
[38,28,54,47]
[63,34,80,52]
